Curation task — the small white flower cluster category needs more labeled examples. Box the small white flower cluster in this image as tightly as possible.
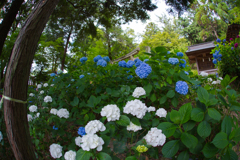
[155,108,167,118]
[100,104,120,121]
[85,120,106,134]
[212,80,221,84]
[147,106,156,112]
[123,99,147,119]
[27,114,33,121]
[49,143,62,159]
[75,136,82,147]
[43,83,48,87]
[132,87,146,98]
[64,150,76,160]
[144,127,166,147]
[81,134,104,151]
[37,84,42,89]
[29,93,34,97]
[29,105,37,112]
[40,90,44,94]
[50,108,69,119]
[207,78,213,82]
[127,122,142,132]
[50,84,54,87]
[35,112,40,118]
[200,71,208,77]
[44,96,52,103]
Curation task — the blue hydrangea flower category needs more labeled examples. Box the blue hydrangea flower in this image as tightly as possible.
[218,54,222,58]
[87,73,90,75]
[29,101,33,103]
[231,47,234,50]
[217,58,221,61]
[177,52,183,57]
[175,81,188,95]
[79,75,84,79]
[167,51,171,54]
[184,71,189,75]
[50,73,56,77]
[216,38,221,43]
[126,60,135,68]
[223,43,225,46]
[119,61,127,67]
[97,59,107,67]
[168,58,179,65]
[103,56,110,62]
[216,44,219,47]
[213,54,218,59]
[134,59,139,63]
[179,59,186,68]
[66,84,71,88]
[0,131,3,142]
[78,127,86,136]
[127,75,133,79]
[80,57,88,63]
[53,126,58,130]
[135,63,152,79]
[213,59,217,64]
[94,55,103,62]
[143,59,149,62]
[216,73,219,78]
[223,39,226,43]
[135,59,143,67]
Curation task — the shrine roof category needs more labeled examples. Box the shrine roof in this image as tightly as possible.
[186,41,215,56]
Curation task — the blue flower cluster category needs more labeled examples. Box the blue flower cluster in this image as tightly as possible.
[127,75,133,79]
[78,127,86,136]
[97,59,107,67]
[168,58,179,65]
[53,126,58,130]
[167,51,171,54]
[212,50,222,64]
[79,75,84,79]
[126,60,134,68]
[223,39,226,43]
[216,38,221,43]
[103,56,110,62]
[135,63,152,79]
[175,81,188,95]
[80,57,88,63]
[135,59,143,67]
[177,52,183,57]
[143,59,149,62]
[184,71,189,75]
[94,55,103,62]
[119,60,126,67]
[179,59,186,68]
[50,73,56,77]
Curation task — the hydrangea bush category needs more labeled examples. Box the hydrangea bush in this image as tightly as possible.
[18,46,240,160]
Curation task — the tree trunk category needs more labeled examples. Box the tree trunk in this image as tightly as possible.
[3,0,59,159]
[0,0,24,57]
[106,28,112,60]
[61,26,73,71]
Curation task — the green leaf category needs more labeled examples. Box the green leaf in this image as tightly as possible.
[171,97,178,107]
[230,105,240,111]
[113,140,126,153]
[125,156,138,160]
[221,148,238,160]
[197,87,209,105]
[144,83,152,95]
[229,128,240,142]
[177,150,189,160]
[157,122,177,138]
[170,110,181,124]
[87,95,96,108]
[208,108,221,121]
[207,98,218,106]
[152,118,160,127]
[221,116,232,136]
[169,69,175,75]
[96,152,112,160]
[160,96,167,104]
[197,121,211,138]
[76,149,93,160]
[179,103,192,124]
[217,94,228,106]
[221,74,230,88]
[167,77,172,84]
[70,96,79,106]
[212,132,229,149]
[183,121,196,131]
[162,140,179,158]
[181,132,198,149]
[202,143,218,158]
[229,76,238,84]
[77,85,85,94]
[150,93,156,102]
[204,84,211,90]
[131,117,141,126]
[166,90,175,98]
[116,115,130,126]
[191,108,204,122]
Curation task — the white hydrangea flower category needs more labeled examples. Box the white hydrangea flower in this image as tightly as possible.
[212,80,221,84]
[144,127,166,147]
[40,90,44,94]
[219,77,223,80]
[37,84,42,89]
[44,96,52,103]
[127,122,142,132]
[207,78,212,82]
[49,143,63,159]
[156,108,167,118]
[200,71,208,77]
[35,112,40,118]
[75,136,82,147]
[64,150,76,160]
[100,104,120,121]
[29,93,34,97]
[57,108,69,118]
[123,99,147,119]
[51,84,54,87]
[27,114,33,122]
[147,106,156,112]
[132,87,146,98]
[81,134,104,151]
[29,105,37,112]
[43,83,48,87]
[85,120,106,134]
[50,108,58,115]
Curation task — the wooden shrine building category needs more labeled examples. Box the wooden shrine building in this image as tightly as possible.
[185,41,217,75]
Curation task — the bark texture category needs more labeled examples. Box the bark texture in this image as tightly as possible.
[3,0,59,159]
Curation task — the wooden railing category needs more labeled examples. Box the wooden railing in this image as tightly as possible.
[110,47,140,64]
